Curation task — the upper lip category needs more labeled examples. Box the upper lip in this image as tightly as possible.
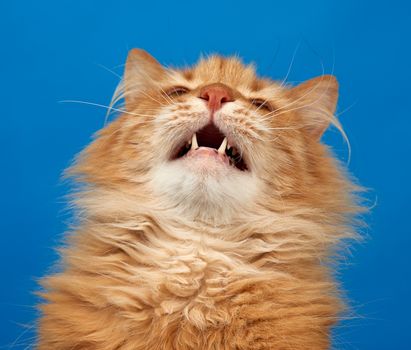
[172,123,248,171]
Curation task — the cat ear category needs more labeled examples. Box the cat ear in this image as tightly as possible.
[288,75,339,139]
[124,49,165,109]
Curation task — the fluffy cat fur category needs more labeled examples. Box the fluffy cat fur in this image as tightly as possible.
[37,49,361,349]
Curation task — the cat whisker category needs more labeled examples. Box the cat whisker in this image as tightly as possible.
[96,63,122,79]
[336,100,358,118]
[105,79,127,124]
[116,79,168,107]
[59,100,157,118]
[257,54,350,163]
[265,126,301,131]
[5,323,36,349]
[279,41,301,88]
[133,88,168,107]
[260,59,327,121]
[135,69,176,105]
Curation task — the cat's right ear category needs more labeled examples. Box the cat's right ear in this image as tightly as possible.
[124,49,165,110]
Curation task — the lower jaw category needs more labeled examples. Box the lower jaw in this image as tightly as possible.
[179,158,231,176]
[185,147,230,167]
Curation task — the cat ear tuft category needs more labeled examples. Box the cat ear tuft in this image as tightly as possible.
[124,49,165,109]
[288,75,339,139]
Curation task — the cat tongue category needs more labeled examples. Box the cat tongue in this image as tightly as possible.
[186,147,229,165]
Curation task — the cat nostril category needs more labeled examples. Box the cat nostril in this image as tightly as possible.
[199,83,234,112]
[199,91,210,101]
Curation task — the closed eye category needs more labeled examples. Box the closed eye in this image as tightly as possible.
[250,98,273,112]
[165,86,190,98]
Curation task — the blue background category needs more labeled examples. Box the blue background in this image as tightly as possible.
[1,1,410,349]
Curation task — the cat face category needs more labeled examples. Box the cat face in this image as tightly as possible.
[76,49,340,223]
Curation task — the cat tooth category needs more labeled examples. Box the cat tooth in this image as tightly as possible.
[218,137,228,154]
[191,133,198,150]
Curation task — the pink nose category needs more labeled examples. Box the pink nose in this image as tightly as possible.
[199,83,234,112]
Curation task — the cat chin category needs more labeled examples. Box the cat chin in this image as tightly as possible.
[149,160,259,223]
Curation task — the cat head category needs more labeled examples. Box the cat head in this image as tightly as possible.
[73,49,346,224]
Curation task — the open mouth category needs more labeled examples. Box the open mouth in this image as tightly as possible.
[173,123,248,171]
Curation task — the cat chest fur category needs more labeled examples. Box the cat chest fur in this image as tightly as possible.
[102,229,263,330]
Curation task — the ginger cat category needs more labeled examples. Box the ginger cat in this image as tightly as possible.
[38,49,361,349]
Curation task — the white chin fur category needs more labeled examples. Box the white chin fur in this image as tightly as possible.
[150,160,259,224]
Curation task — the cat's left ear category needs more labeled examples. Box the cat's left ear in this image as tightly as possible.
[124,49,165,110]
[288,75,339,139]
